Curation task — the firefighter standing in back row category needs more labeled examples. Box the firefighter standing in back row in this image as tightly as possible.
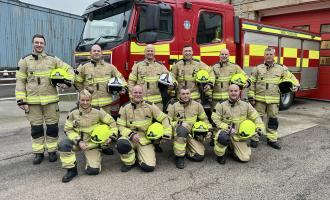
[128,44,176,111]
[75,44,127,155]
[167,87,212,169]
[116,85,172,172]
[248,47,300,149]
[212,84,264,164]
[212,48,249,107]
[15,34,74,165]
[59,88,118,183]
[171,44,215,102]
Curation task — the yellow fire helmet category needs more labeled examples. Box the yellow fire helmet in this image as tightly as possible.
[230,73,248,87]
[279,76,294,94]
[50,68,71,87]
[146,122,164,140]
[90,124,113,144]
[237,119,256,140]
[192,121,209,137]
[196,69,210,83]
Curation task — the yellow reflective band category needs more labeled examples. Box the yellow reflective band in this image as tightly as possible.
[214,143,226,155]
[60,154,76,167]
[215,76,231,82]
[75,75,84,82]
[91,97,113,107]
[46,141,58,151]
[143,77,159,82]
[103,115,113,124]
[67,131,79,141]
[65,120,74,129]
[121,150,136,165]
[117,118,127,126]
[16,71,27,79]
[27,95,59,104]
[94,77,111,83]
[242,23,321,41]
[174,141,186,151]
[32,143,44,152]
[155,112,166,122]
[145,95,162,103]
[28,70,51,77]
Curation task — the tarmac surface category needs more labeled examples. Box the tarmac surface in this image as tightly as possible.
[0,98,329,200]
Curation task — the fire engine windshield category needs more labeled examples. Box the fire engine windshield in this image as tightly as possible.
[79,2,132,46]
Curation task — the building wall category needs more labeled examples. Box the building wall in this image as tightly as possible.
[0,0,84,70]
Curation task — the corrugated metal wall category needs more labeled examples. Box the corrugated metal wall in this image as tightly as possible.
[0,0,84,69]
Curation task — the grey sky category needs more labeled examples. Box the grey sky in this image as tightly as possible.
[20,0,97,15]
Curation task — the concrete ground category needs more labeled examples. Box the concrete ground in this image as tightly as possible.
[0,98,329,200]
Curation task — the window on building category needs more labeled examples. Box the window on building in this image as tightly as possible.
[136,6,173,42]
[197,12,222,44]
[321,24,330,34]
[293,25,310,31]
[321,40,330,50]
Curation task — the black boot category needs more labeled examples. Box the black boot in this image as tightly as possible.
[153,143,163,153]
[250,140,258,148]
[102,147,114,155]
[121,164,134,172]
[62,166,78,183]
[48,152,58,162]
[85,166,100,175]
[175,156,185,169]
[33,153,44,165]
[217,155,226,165]
[267,140,281,150]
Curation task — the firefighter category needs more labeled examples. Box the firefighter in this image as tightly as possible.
[116,85,172,172]
[171,44,215,102]
[212,48,249,107]
[212,84,264,164]
[59,88,118,183]
[167,87,212,169]
[128,44,176,111]
[248,47,300,149]
[75,44,127,155]
[15,34,74,165]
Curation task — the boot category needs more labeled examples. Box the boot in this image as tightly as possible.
[48,152,58,162]
[101,147,114,155]
[250,140,258,148]
[33,153,44,165]
[175,156,185,169]
[267,140,281,150]
[85,166,100,175]
[121,164,134,172]
[62,166,78,183]
[217,155,226,165]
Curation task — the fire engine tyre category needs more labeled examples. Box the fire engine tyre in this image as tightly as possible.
[279,92,294,110]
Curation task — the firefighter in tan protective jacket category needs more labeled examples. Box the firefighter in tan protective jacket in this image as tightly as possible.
[248,47,300,149]
[167,87,212,169]
[212,48,249,107]
[75,44,127,114]
[116,85,172,173]
[58,88,118,183]
[171,44,215,101]
[212,84,265,164]
[128,44,176,111]
[15,34,74,165]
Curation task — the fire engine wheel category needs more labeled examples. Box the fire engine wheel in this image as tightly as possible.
[279,92,294,110]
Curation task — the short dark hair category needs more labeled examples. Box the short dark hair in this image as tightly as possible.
[32,34,46,44]
[180,86,190,92]
[183,44,192,48]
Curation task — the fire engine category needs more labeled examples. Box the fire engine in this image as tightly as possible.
[74,0,321,110]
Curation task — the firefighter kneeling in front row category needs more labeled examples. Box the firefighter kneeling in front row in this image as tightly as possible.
[116,85,172,172]
[211,84,265,164]
[167,87,212,169]
[58,88,118,183]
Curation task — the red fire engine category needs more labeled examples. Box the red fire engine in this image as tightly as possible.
[74,0,322,110]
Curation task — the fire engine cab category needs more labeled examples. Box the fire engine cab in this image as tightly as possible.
[74,0,321,110]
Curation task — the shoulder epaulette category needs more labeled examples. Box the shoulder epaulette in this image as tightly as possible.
[135,60,144,64]
[121,101,131,108]
[22,53,33,59]
[175,59,184,64]
[193,58,200,62]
